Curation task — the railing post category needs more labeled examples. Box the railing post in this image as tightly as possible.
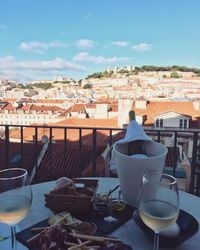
[157,130,160,142]
[49,128,53,180]
[34,127,38,182]
[78,129,82,175]
[92,129,97,177]
[189,132,198,194]
[64,128,68,176]
[5,125,9,169]
[173,132,177,177]
[20,126,24,168]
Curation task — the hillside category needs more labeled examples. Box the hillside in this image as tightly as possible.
[86,65,200,80]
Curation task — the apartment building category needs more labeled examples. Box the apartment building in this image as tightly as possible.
[0,102,65,125]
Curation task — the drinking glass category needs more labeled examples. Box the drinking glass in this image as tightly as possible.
[0,168,32,250]
[138,172,179,250]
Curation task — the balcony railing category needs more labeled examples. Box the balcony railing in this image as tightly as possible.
[0,124,200,195]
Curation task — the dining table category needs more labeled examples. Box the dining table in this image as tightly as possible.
[0,177,200,250]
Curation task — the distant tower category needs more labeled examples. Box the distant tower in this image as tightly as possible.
[127,65,133,71]
[107,67,111,73]
[114,67,118,73]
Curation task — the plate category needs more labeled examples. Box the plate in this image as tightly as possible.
[16,205,136,248]
[133,209,199,248]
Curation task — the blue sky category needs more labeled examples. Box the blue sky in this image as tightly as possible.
[0,0,199,81]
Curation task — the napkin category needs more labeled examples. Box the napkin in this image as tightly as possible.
[117,119,152,144]
[110,119,152,171]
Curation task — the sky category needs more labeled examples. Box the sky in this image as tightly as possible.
[0,0,200,82]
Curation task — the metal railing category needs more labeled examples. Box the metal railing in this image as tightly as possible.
[0,124,200,194]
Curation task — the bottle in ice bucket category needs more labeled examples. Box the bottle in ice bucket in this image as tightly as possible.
[127,110,147,157]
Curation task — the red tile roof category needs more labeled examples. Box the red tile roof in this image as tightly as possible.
[20,105,31,111]
[34,99,66,104]
[109,104,118,112]
[55,118,118,128]
[30,105,64,112]
[0,141,43,174]
[0,98,17,102]
[132,101,200,126]
[32,143,106,183]
[10,123,111,146]
[1,103,15,111]
[67,104,86,112]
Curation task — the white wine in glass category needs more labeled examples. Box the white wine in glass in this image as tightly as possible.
[139,172,179,250]
[0,168,32,250]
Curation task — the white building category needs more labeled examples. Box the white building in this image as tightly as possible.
[154,112,191,129]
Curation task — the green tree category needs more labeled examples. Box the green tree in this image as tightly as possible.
[170,71,181,78]
[83,83,93,89]
[17,84,33,89]
[32,82,53,90]
[78,79,82,87]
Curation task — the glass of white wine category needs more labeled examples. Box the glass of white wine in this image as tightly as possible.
[0,168,32,250]
[138,172,179,250]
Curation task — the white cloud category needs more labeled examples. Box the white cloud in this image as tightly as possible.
[111,41,129,47]
[76,39,97,50]
[19,40,69,54]
[19,41,48,54]
[0,56,84,81]
[73,52,130,64]
[131,43,152,52]
[0,24,7,30]
[49,40,69,48]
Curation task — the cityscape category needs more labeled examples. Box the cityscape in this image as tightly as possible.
[0,1,200,249]
[0,0,200,187]
[0,65,200,183]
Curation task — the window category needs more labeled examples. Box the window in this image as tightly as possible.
[155,118,163,127]
[160,119,163,127]
[179,119,187,129]
[179,119,183,128]
[184,119,187,129]
[156,119,159,127]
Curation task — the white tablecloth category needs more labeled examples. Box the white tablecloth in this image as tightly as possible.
[0,178,200,250]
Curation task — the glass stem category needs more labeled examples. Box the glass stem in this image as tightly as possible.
[153,232,159,250]
[11,226,17,250]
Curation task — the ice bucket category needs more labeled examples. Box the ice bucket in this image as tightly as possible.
[113,140,168,207]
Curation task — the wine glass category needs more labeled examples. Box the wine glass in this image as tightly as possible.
[0,168,32,250]
[138,172,179,250]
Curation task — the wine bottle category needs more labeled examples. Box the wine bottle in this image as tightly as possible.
[127,111,147,156]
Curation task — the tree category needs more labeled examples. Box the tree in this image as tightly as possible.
[78,79,82,87]
[17,84,33,89]
[32,82,53,90]
[83,83,93,89]
[170,71,181,78]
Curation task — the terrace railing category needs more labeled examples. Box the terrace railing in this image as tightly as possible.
[0,124,200,195]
